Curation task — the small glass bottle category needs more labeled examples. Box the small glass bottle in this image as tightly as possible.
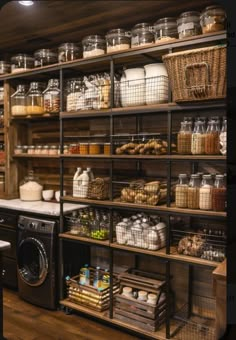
[26,82,44,114]
[106,28,130,53]
[177,11,201,39]
[82,35,106,58]
[175,174,189,208]
[205,119,220,154]
[154,17,178,42]
[11,85,27,116]
[131,23,154,47]
[219,117,227,155]
[212,174,226,212]
[43,79,60,113]
[199,174,214,210]
[187,174,201,209]
[177,121,192,154]
[191,121,206,155]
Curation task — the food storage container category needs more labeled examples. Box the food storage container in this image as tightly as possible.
[120,67,145,107]
[212,174,226,212]
[131,23,154,47]
[22,145,28,154]
[66,78,85,111]
[200,5,226,34]
[82,35,106,58]
[0,61,10,74]
[41,145,49,155]
[14,145,23,155]
[191,121,206,155]
[11,84,27,116]
[177,121,192,154]
[89,143,101,155]
[205,119,220,155]
[144,63,168,104]
[199,174,213,210]
[26,82,44,114]
[219,117,226,155]
[34,49,58,67]
[27,145,35,155]
[11,54,34,73]
[187,174,201,209]
[106,29,130,53]
[0,109,4,128]
[43,78,60,113]
[0,87,3,101]
[58,43,80,63]
[80,143,89,155]
[69,143,79,154]
[35,145,43,154]
[154,17,178,42]
[175,174,189,208]
[19,170,43,201]
[177,11,201,39]
[103,143,111,155]
[48,145,58,155]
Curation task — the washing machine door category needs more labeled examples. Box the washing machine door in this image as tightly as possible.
[17,237,48,287]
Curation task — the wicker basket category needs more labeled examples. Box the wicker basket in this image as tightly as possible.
[87,177,110,200]
[162,45,226,102]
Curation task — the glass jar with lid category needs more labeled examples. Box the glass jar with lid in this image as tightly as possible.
[19,170,43,201]
[177,11,201,39]
[187,174,201,209]
[0,109,4,128]
[154,17,178,43]
[48,145,58,155]
[200,5,226,34]
[27,145,35,155]
[205,119,220,154]
[219,117,226,155]
[89,143,101,155]
[131,23,154,47]
[34,49,58,67]
[106,28,130,53]
[82,35,106,58]
[58,43,80,63]
[175,174,189,208]
[177,121,192,154]
[212,174,226,212]
[41,145,49,155]
[66,78,85,111]
[43,79,60,113]
[0,61,10,75]
[199,174,213,210]
[191,121,206,155]
[26,82,44,115]
[11,54,34,73]
[0,87,3,101]
[11,85,27,116]
[14,145,23,155]
[35,145,43,154]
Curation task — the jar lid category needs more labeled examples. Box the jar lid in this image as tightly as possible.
[123,287,132,294]
[215,174,224,179]
[147,293,157,299]
[16,145,23,149]
[191,174,200,178]
[203,174,212,179]
[70,143,77,146]
[179,173,188,177]
[43,145,49,149]
[90,142,102,145]
[106,28,127,38]
[34,49,57,58]
[36,145,43,148]
[104,142,111,145]
[138,290,148,297]
[82,35,105,43]
[22,145,28,149]
[154,17,177,28]
[50,145,58,149]
[28,145,35,149]
[80,143,89,145]
[58,43,79,51]
[202,5,226,16]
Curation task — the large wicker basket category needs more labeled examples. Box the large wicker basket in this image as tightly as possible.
[162,45,226,102]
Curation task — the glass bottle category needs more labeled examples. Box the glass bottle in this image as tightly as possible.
[200,5,226,34]
[154,17,178,42]
[187,174,201,209]
[43,79,60,113]
[212,174,226,212]
[11,84,27,116]
[58,43,80,63]
[82,35,106,58]
[79,264,90,285]
[191,121,206,155]
[177,11,201,39]
[131,23,154,47]
[175,174,189,208]
[205,119,220,154]
[101,269,110,290]
[199,174,214,210]
[106,28,130,53]
[26,82,44,114]
[219,117,227,155]
[93,266,102,288]
[177,121,192,154]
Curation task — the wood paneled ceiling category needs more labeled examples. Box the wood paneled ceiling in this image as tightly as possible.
[0,0,221,58]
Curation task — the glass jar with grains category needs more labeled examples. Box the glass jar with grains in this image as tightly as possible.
[199,174,213,210]
[212,174,226,212]
[177,11,201,39]
[26,82,44,115]
[58,43,80,63]
[153,17,178,43]
[11,54,34,73]
[106,29,130,53]
[82,35,106,58]
[175,174,189,208]
[131,23,154,47]
[187,174,201,209]
[34,49,58,67]
[11,85,27,116]
[219,117,227,155]
[200,5,226,34]
[205,119,220,154]
[0,61,10,75]
[177,120,192,154]
[43,79,60,113]
[191,121,206,155]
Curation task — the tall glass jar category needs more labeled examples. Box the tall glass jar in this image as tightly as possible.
[191,121,206,155]
[219,117,227,155]
[177,11,201,39]
[26,82,44,114]
[177,121,192,154]
[34,49,58,67]
[66,79,85,111]
[154,17,178,42]
[106,29,130,53]
[199,174,213,210]
[212,174,226,212]
[200,5,226,34]
[187,174,201,209]
[175,174,189,208]
[131,23,154,47]
[11,54,34,73]
[58,43,80,63]
[43,79,60,113]
[11,85,27,116]
[205,119,220,154]
[82,35,106,58]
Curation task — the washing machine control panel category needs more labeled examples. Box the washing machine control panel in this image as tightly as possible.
[18,216,56,234]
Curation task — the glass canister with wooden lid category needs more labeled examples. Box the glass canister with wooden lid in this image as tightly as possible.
[106,28,131,53]
[200,5,226,34]
[153,17,178,42]
[131,23,154,47]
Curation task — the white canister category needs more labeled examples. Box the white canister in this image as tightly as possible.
[120,68,145,107]
[144,63,169,104]
[122,286,133,298]
[138,290,148,301]
[147,293,158,305]
[116,222,128,244]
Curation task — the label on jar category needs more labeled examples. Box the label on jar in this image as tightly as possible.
[131,36,139,46]
[178,22,195,33]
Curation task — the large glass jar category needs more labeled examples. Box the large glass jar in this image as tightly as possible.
[205,119,220,154]
[154,17,178,42]
[175,174,189,208]
[34,49,58,67]
[66,79,85,111]
[106,29,130,53]
[11,54,34,73]
[82,35,106,58]
[199,174,213,210]
[19,170,43,201]
[177,121,192,154]
[11,85,27,116]
[187,174,201,209]
[191,121,206,155]
[43,79,60,113]
[200,5,226,34]
[0,87,3,101]
[131,23,154,47]
[58,43,80,63]
[219,117,227,155]
[0,61,10,74]
[177,11,201,39]
[26,82,44,115]
[212,174,226,212]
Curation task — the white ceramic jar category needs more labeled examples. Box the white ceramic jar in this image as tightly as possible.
[120,67,145,107]
[144,63,169,104]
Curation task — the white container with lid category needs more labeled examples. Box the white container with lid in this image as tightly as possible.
[120,67,145,107]
[122,286,133,297]
[137,290,148,301]
[144,63,168,104]
[19,170,43,201]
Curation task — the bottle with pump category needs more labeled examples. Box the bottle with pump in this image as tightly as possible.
[73,167,82,197]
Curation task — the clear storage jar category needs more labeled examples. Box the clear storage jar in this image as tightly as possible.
[200,5,226,34]
[82,35,106,58]
[191,121,206,155]
[199,174,213,210]
[106,28,130,53]
[0,109,3,128]
[11,85,27,116]
[175,174,189,208]
[66,78,84,112]
[26,82,44,115]
[205,119,220,155]
[177,11,201,39]
[11,54,34,73]
[219,117,226,155]
[19,170,43,201]
[0,87,3,101]
[43,79,60,113]
[27,145,35,155]
[154,17,178,42]
[34,49,58,67]
[58,43,80,63]
[0,61,10,74]
[131,23,154,47]
[187,174,201,209]
[177,121,192,154]
[212,174,226,212]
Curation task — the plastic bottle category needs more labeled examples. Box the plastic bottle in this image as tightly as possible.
[93,266,102,288]
[72,167,82,197]
[86,167,94,181]
[101,269,110,289]
[76,170,90,198]
[79,264,90,285]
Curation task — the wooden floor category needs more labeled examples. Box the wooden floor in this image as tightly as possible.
[3,288,141,340]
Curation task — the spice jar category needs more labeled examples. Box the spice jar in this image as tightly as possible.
[63,145,69,154]
[0,87,3,101]
[103,143,111,155]
[177,11,201,39]
[58,43,80,63]
[191,121,206,155]
[175,174,189,208]
[137,290,148,302]
[34,49,58,67]
[43,79,60,113]
[177,121,192,154]
[122,287,133,298]
[35,145,43,155]
[219,117,226,155]
[89,143,101,155]
[69,143,79,154]
[154,17,178,42]
[147,293,157,305]
[0,110,4,128]
[11,54,34,73]
[106,29,130,53]
[26,82,44,114]
[212,174,226,212]
[187,174,201,209]
[199,174,213,210]
[11,85,27,116]
[22,145,28,154]
[48,145,58,155]
[200,5,226,34]
[131,23,154,47]
[0,61,10,75]
[14,145,23,155]
[80,143,89,155]
[82,35,106,58]
[41,145,49,155]
[205,119,220,155]
[27,145,35,155]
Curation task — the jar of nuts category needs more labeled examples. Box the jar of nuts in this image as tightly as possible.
[200,5,226,34]
[43,79,60,113]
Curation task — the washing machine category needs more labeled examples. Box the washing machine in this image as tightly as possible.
[17,215,57,310]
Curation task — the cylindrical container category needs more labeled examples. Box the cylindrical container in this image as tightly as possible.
[63,145,69,154]
[19,170,43,201]
[89,143,101,155]
[177,121,192,154]
[22,145,28,154]
[82,35,106,58]
[122,286,133,298]
[187,174,201,209]
[0,87,3,101]
[131,23,154,47]
[147,293,158,305]
[26,82,44,114]
[11,54,34,73]
[58,43,80,63]
[219,117,227,155]
[177,11,201,39]
[34,49,58,67]
[144,63,168,104]
[138,290,148,302]
[0,61,10,74]
[14,145,23,155]
[212,174,226,212]
[66,78,84,112]
[200,5,226,34]
[48,145,58,155]
[106,28,130,53]
[41,145,49,155]
[69,143,78,154]
[191,121,206,155]
[43,78,60,113]
[205,120,220,154]
[199,174,213,210]
[11,85,27,116]
[175,174,189,208]
[103,143,111,155]
[80,143,89,155]
[93,266,102,289]
[154,17,178,42]
[35,145,43,155]
[120,67,145,107]
[27,145,35,155]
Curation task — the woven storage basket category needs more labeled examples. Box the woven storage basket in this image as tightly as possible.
[87,177,110,200]
[162,45,226,102]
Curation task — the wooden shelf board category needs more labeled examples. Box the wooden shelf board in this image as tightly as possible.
[213,259,226,281]
[13,154,60,159]
[60,298,109,319]
[169,203,226,218]
[59,232,110,246]
[11,113,59,121]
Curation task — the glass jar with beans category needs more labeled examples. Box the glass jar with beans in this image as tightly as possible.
[43,79,60,113]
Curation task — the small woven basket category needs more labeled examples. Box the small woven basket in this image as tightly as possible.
[87,177,110,200]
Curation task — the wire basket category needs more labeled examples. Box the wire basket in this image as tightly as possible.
[87,177,110,200]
